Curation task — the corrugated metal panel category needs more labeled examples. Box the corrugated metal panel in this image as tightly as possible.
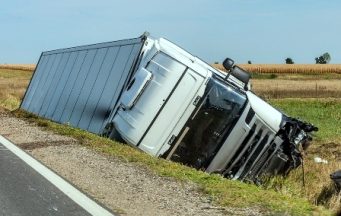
[21,37,145,134]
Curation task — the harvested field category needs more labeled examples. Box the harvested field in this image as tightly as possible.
[0,64,35,71]
[252,79,341,98]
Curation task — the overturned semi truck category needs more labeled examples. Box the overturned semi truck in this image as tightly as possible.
[21,33,317,182]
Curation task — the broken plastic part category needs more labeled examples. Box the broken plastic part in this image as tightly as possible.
[331,170,341,191]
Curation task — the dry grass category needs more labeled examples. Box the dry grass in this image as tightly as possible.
[0,64,35,71]
[252,79,341,98]
[213,64,341,74]
[0,69,32,110]
[264,144,341,213]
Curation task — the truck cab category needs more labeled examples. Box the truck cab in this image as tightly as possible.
[112,37,316,182]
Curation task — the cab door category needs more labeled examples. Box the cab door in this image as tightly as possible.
[113,52,205,156]
[113,53,186,146]
[138,68,205,155]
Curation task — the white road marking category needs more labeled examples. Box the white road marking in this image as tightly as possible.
[0,135,114,216]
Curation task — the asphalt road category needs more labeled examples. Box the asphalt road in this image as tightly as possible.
[0,136,114,216]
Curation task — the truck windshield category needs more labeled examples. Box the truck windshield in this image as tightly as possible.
[170,76,247,169]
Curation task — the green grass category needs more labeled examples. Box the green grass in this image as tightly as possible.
[12,109,331,216]
[251,73,278,79]
[270,98,341,143]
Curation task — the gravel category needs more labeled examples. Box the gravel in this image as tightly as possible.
[0,110,263,216]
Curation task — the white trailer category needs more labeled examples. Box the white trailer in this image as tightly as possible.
[21,33,317,182]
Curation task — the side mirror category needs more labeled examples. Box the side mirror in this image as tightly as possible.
[230,66,251,90]
[222,58,234,71]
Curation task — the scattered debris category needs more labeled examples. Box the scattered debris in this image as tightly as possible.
[330,170,341,191]
[314,157,328,164]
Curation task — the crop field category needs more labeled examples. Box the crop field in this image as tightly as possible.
[213,63,341,74]
[213,64,341,99]
[0,66,340,215]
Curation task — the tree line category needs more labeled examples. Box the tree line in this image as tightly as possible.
[215,52,332,64]
[245,52,331,64]
[284,53,331,64]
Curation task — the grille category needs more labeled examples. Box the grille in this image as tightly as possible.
[241,135,269,179]
[245,108,255,125]
[229,118,276,180]
[223,124,256,176]
[246,143,275,180]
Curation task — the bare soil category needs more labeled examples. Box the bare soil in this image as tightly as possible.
[0,109,263,216]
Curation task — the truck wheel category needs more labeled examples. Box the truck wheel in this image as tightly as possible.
[102,123,125,143]
[102,122,114,137]
[109,127,125,143]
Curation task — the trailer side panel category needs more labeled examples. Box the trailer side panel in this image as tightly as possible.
[21,37,144,134]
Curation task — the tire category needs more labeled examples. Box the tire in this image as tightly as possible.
[109,127,125,143]
[102,122,125,143]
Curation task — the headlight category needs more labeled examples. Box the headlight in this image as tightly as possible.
[294,131,306,145]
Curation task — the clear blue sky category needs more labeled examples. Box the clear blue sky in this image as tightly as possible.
[1,0,340,64]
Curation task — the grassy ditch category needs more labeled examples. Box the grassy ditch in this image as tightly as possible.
[12,109,329,215]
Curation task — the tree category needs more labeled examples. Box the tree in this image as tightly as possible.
[285,57,294,64]
[247,60,252,64]
[315,52,331,64]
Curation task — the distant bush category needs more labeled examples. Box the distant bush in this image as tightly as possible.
[285,58,294,64]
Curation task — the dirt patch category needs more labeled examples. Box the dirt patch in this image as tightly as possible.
[0,106,7,113]
[308,142,341,160]
[18,140,74,150]
[0,109,263,216]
